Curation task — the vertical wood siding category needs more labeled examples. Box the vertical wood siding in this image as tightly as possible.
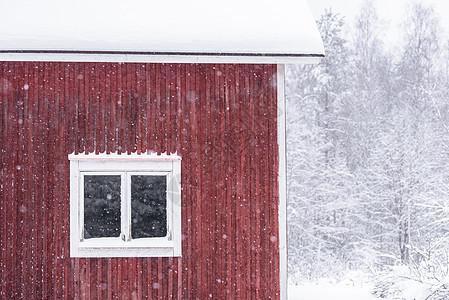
[0,62,279,299]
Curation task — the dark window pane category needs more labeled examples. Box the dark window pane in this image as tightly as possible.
[131,175,167,238]
[84,175,121,239]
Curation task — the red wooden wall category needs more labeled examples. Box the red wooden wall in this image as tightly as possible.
[0,62,280,299]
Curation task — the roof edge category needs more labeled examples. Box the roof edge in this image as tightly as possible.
[0,51,324,64]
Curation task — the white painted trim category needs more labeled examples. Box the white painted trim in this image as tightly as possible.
[69,160,80,256]
[171,160,182,256]
[0,52,323,65]
[277,64,288,299]
[69,154,182,258]
[76,160,175,172]
[68,151,181,161]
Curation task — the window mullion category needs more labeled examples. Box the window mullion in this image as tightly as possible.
[127,171,132,241]
[121,172,128,241]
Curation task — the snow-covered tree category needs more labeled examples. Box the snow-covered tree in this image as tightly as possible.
[287,10,360,282]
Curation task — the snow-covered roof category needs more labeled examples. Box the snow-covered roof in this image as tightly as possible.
[0,0,324,64]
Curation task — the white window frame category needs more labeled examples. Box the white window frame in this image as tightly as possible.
[69,152,182,257]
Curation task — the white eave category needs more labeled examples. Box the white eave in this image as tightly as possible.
[0,0,324,64]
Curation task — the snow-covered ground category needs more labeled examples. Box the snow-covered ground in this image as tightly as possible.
[288,283,378,300]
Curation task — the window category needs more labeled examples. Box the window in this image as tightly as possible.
[69,152,181,257]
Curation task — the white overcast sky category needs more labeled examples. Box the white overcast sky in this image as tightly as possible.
[306,0,449,49]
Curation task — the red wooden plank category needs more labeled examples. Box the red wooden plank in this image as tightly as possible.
[106,64,118,156]
[206,64,214,298]
[46,62,53,298]
[246,65,256,298]
[177,257,182,299]
[147,64,155,151]
[49,62,57,299]
[136,258,142,299]
[90,258,98,299]
[98,63,106,154]
[52,62,59,300]
[231,64,239,300]
[148,259,154,300]
[195,64,206,300]
[209,64,216,298]
[117,258,123,300]
[261,64,270,298]
[15,61,25,299]
[104,63,112,154]
[2,62,11,299]
[190,63,201,300]
[116,63,123,154]
[170,64,178,154]
[62,63,72,300]
[161,64,168,153]
[141,258,148,299]
[165,64,171,153]
[83,62,91,154]
[110,63,118,154]
[203,64,213,298]
[7,61,14,298]
[234,63,244,299]
[54,62,62,300]
[178,63,188,299]
[270,63,279,297]
[73,63,80,154]
[199,65,208,297]
[8,61,15,299]
[168,257,173,299]
[223,64,232,299]
[142,64,149,154]
[0,63,5,299]
[123,255,129,297]
[10,61,18,299]
[244,64,252,299]
[122,63,130,155]
[273,64,281,297]
[0,62,4,299]
[126,257,137,299]
[85,258,91,300]
[13,62,20,299]
[36,62,44,300]
[107,259,113,300]
[127,63,135,154]
[41,62,49,300]
[216,63,226,298]
[127,63,134,154]
[31,62,40,300]
[156,257,162,299]
[74,258,80,299]
[92,63,100,155]
[79,62,87,154]
[260,65,269,298]
[184,63,192,298]
[155,63,162,154]
[137,64,145,154]
[208,64,218,299]
[97,258,103,299]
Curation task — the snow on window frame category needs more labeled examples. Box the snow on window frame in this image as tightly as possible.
[69,152,181,258]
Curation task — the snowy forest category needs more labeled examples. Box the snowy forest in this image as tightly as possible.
[286,1,449,299]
